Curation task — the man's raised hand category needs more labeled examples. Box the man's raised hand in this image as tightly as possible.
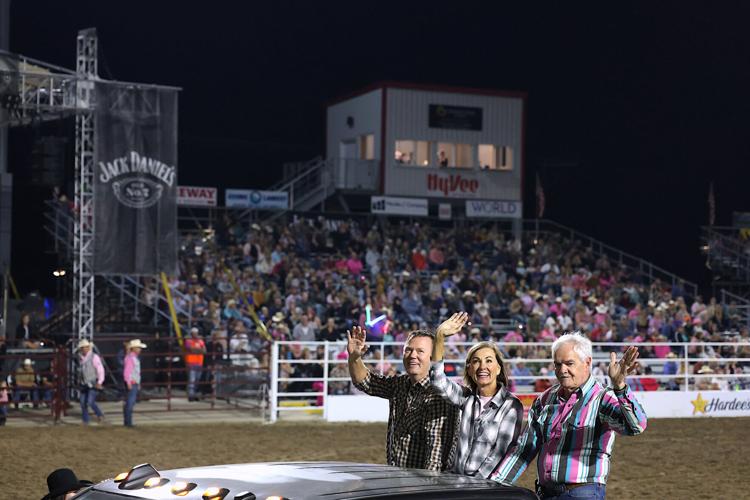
[437,312,470,338]
[609,345,640,391]
[347,325,368,359]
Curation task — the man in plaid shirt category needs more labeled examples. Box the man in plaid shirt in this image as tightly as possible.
[348,325,459,471]
[491,332,648,499]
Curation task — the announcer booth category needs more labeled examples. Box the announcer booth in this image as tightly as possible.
[326,82,525,221]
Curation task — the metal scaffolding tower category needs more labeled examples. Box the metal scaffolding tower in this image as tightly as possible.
[1,28,180,342]
[73,28,97,340]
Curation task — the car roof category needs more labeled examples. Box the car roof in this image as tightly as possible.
[89,462,537,499]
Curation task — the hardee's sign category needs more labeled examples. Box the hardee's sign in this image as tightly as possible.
[427,173,479,197]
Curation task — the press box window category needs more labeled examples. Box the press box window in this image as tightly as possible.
[395,140,432,166]
[360,134,374,160]
[479,144,513,170]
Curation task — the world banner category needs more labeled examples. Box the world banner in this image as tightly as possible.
[93,82,178,274]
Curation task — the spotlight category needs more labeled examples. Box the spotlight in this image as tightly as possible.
[52,268,66,277]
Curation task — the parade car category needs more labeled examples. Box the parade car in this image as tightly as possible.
[73,462,538,499]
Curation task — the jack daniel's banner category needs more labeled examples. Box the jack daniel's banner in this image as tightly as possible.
[94,83,178,274]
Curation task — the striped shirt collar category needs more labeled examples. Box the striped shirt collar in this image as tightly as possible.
[553,375,596,402]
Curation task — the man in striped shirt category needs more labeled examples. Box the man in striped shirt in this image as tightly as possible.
[490,332,647,499]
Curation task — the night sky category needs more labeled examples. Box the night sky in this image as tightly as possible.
[8,1,750,296]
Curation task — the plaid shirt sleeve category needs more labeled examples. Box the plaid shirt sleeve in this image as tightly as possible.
[490,396,543,484]
[599,384,648,435]
[353,370,397,399]
[430,361,471,406]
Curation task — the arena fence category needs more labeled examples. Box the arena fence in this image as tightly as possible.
[1,337,269,423]
[269,340,750,422]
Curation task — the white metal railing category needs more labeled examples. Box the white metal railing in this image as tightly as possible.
[269,340,750,422]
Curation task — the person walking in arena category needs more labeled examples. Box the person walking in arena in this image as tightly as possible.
[430,312,524,478]
[347,324,459,471]
[76,339,106,425]
[491,332,647,499]
[184,327,207,401]
[123,339,146,427]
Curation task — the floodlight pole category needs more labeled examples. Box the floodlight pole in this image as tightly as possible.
[73,28,97,341]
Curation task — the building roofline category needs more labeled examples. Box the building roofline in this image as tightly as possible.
[327,80,527,107]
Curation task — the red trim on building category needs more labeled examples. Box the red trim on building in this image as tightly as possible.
[379,87,387,194]
[327,81,527,107]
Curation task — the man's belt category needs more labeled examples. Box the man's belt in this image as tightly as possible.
[535,480,589,497]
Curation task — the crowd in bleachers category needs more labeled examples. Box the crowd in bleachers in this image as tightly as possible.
[166,213,750,393]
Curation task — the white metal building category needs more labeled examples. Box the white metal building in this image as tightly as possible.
[326,82,525,218]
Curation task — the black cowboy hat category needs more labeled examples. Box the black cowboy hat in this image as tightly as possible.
[42,468,93,500]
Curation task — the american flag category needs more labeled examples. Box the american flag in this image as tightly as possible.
[708,181,715,226]
[536,172,545,218]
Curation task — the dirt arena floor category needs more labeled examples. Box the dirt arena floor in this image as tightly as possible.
[3,417,746,499]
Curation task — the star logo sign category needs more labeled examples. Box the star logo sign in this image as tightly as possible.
[691,393,708,415]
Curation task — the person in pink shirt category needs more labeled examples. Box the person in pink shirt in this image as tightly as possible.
[503,329,524,343]
[123,339,146,427]
[537,327,558,343]
[428,245,445,269]
[346,251,363,276]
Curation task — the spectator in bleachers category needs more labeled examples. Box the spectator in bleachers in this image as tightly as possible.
[12,358,39,408]
[16,313,40,349]
[292,313,316,342]
[511,359,533,386]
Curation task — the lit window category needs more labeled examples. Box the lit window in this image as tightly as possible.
[436,142,455,168]
[360,134,374,160]
[497,146,513,170]
[415,141,431,166]
[395,140,432,166]
[395,140,415,164]
[455,143,472,168]
[478,145,513,170]
[478,144,496,169]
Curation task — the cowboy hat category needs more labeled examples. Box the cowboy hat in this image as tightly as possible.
[42,468,92,500]
[272,312,285,323]
[595,304,609,314]
[76,339,92,350]
[128,339,147,349]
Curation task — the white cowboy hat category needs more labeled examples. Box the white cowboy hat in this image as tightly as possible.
[128,339,147,349]
[76,339,92,350]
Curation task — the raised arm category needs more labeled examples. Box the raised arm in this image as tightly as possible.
[348,325,397,399]
[346,325,370,385]
[433,312,470,362]
[600,345,648,434]
[431,312,472,405]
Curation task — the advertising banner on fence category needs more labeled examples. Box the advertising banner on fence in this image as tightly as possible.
[94,82,178,274]
[225,189,289,209]
[371,196,429,216]
[177,185,217,207]
[466,199,522,219]
[327,390,750,423]
[635,390,750,418]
